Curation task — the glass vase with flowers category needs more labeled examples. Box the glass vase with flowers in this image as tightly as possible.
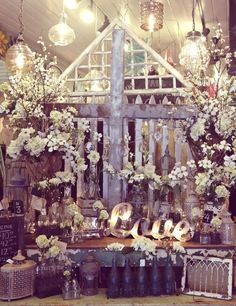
[60,201,84,243]
[210,216,222,244]
[35,234,65,297]
[191,207,203,242]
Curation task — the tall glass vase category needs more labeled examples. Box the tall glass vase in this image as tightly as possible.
[127,183,148,217]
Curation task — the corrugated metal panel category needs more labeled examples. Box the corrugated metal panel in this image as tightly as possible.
[0,60,9,84]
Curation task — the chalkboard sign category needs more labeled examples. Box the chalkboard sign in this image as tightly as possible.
[202,210,214,224]
[0,216,24,265]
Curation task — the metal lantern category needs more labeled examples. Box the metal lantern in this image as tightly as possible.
[79,252,100,295]
[140,0,164,32]
[6,164,29,214]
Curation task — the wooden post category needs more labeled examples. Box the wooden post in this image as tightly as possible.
[108,29,125,209]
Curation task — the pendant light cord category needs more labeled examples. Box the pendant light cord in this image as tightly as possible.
[192,0,195,32]
[19,0,24,35]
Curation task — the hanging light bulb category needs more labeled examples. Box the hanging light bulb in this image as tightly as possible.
[64,0,81,10]
[179,0,209,75]
[148,14,155,33]
[48,10,75,46]
[5,0,33,74]
[80,0,94,24]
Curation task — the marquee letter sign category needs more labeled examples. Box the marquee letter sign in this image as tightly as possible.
[109,203,191,242]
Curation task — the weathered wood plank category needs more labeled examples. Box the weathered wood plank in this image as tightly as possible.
[107,28,125,208]
[53,103,195,120]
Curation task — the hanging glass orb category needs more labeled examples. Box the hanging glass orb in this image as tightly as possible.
[179,30,210,75]
[48,12,75,46]
[5,39,33,74]
[140,0,164,32]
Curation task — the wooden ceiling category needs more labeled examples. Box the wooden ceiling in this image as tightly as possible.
[0,0,229,70]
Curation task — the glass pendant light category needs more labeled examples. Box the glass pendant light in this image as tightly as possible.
[80,0,94,24]
[64,0,81,10]
[5,0,33,74]
[140,0,164,32]
[179,0,209,75]
[48,3,75,46]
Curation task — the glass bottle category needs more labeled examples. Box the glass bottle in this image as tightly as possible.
[149,257,162,296]
[121,257,135,297]
[106,258,120,298]
[163,255,175,295]
[136,258,148,297]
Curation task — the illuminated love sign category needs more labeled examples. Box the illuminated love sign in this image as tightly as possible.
[109,202,191,242]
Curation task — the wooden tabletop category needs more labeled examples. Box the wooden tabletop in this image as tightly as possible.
[25,235,236,250]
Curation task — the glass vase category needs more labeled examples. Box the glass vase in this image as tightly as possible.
[210,231,221,244]
[127,183,147,217]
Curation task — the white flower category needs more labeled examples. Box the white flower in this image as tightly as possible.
[143,164,156,178]
[210,216,222,228]
[93,132,102,142]
[99,209,109,220]
[73,212,84,225]
[77,118,90,132]
[24,135,47,157]
[74,157,87,172]
[87,150,100,164]
[106,243,125,251]
[190,118,206,141]
[215,140,231,151]
[224,155,236,168]
[191,207,203,219]
[6,139,22,159]
[36,235,49,249]
[93,200,104,210]
[50,110,63,122]
[132,173,145,183]
[172,245,186,254]
[48,177,61,186]
[195,173,209,195]
[55,171,75,185]
[38,180,49,189]
[198,158,213,169]
[66,202,79,216]
[131,237,157,260]
[48,245,60,258]
[215,185,229,198]
[103,162,115,175]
